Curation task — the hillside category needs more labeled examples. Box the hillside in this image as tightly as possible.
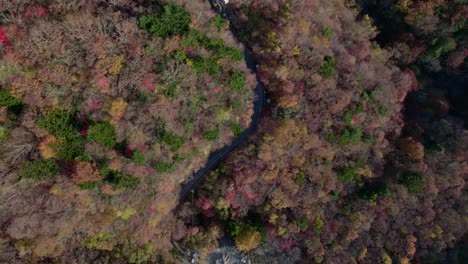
[0,0,255,262]
[175,0,466,263]
[0,0,466,263]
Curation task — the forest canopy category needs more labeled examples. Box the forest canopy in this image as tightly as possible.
[0,0,466,263]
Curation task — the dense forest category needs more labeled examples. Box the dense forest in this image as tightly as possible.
[0,0,466,263]
[0,0,255,262]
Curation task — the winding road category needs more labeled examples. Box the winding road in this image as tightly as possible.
[177,0,265,207]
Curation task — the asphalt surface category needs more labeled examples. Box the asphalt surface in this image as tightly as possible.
[177,0,265,207]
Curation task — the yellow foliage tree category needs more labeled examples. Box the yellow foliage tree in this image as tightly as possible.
[293,46,301,56]
[96,55,125,76]
[110,98,128,121]
[109,55,125,75]
[235,227,262,251]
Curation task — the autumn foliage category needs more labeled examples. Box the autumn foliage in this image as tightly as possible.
[0,0,465,263]
[0,0,254,262]
[175,0,466,263]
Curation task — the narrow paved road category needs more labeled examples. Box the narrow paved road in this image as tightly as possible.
[177,0,265,207]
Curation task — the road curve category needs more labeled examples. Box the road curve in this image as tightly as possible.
[177,0,265,208]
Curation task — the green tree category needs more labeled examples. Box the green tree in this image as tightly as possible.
[230,123,242,137]
[139,4,191,38]
[229,71,246,90]
[358,182,390,200]
[319,56,336,77]
[159,128,186,150]
[104,171,140,189]
[397,171,424,193]
[0,89,21,107]
[212,14,227,30]
[339,127,362,146]
[173,50,187,62]
[0,126,7,140]
[322,27,333,39]
[132,151,145,165]
[338,166,361,182]
[19,159,60,180]
[37,110,78,139]
[154,161,174,173]
[87,122,116,148]
[53,138,86,161]
[203,127,219,141]
[192,58,221,75]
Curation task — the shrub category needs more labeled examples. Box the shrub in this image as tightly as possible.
[19,159,60,180]
[229,71,246,90]
[87,122,116,148]
[358,182,390,201]
[203,127,219,141]
[37,110,78,139]
[0,89,21,107]
[105,171,140,189]
[139,4,190,38]
[397,171,424,193]
[319,56,336,77]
